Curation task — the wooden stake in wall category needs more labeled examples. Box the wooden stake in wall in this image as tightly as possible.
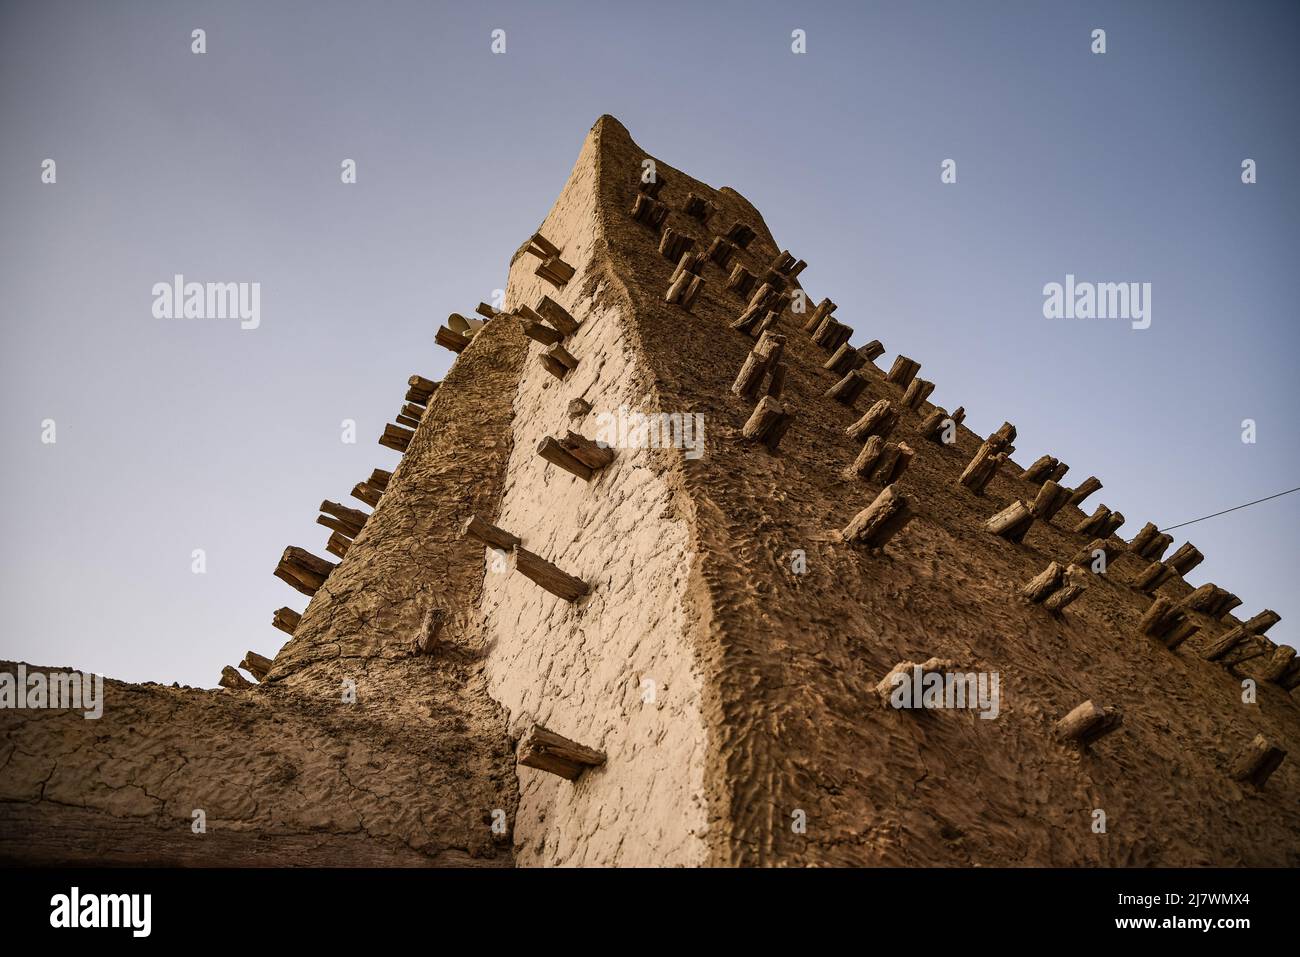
[1020,455,1060,483]
[1242,610,1281,634]
[536,296,580,336]
[1070,538,1118,569]
[841,484,914,552]
[1031,480,1073,522]
[271,607,301,635]
[1228,734,1286,789]
[873,442,913,485]
[1067,476,1103,508]
[379,423,415,452]
[957,438,1008,496]
[742,396,794,452]
[1179,582,1241,619]
[460,515,587,601]
[1129,522,1160,555]
[1043,583,1086,614]
[317,500,368,539]
[847,435,886,480]
[520,317,564,347]
[630,193,668,227]
[639,173,667,198]
[670,251,704,284]
[539,343,579,381]
[435,325,469,354]
[413,606,447,656]
[823,342,866,377]
[523,232,576,288]
[516,722,606,780]
[733,283,778,334]
[537,432,616,481]
[535,257,576,287]
[1135,560,1172,594]
[219,665,252,690]
[811,318,852,352]
[874,657,958,709]
[725,222,756,249]
[462,515,521,551]
[1074,504,1117,537]
[1022,562,1067,602]
[824,369,870,406]
[725,263,755,297]
[769,249,806,278]
[703,237,734,271]
[658,227,695,263]
[239,651,273,682]
[901,378,935,411]
[1054,700,1123,749]
[885,355,921,389]
[846,399,899,442]
[985,500,1034,543]
[803,298,836,332]
[732,332,785,400]
[325,530,351,560]
[1137,596,1191,646]
[683,192,716,223]
[1166,542,1204,576]
[858,340,886,362]
[665,270,704,309]
[274,546,336,597]
[1202,623,1255,662]
[351,468,392,508]
[514,547,588,601]
[1201,610,1278,661]
[1260,645,1297,683]
[407,375,439,405]
[917,406,963,443]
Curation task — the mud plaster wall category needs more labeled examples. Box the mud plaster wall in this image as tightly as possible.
[596,117,1300,867]
[476,123,709,866]
[0,666,507,865]
[4,114,1295,868]
[0,306,529,866]
[270,313,526,687]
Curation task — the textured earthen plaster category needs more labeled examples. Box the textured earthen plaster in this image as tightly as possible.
[588,115,1300,866]
[477,123,710,866]
[0,316,528,865]
[2,115,1296,868]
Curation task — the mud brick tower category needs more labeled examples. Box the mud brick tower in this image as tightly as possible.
[3,116,1297,867]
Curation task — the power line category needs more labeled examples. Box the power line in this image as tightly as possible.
[1159,486,1300,533]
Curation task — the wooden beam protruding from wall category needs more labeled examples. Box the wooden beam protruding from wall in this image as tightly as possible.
[537,432,616,481]
[841,484,914,552]
[1055,700,1123,749]
[274,546,336,597]
[516,722,606,780]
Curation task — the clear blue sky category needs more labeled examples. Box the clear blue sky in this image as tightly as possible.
[2,0,1296,686]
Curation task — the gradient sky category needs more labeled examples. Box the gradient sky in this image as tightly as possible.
[2,0,1296,687]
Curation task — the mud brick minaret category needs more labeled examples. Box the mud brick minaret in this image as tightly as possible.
[2,116,1296,867]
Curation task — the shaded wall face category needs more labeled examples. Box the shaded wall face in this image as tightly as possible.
[269,315,528,689]
[0,316,531,867]
[476,131,709,867]
[591,119,1300,868]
